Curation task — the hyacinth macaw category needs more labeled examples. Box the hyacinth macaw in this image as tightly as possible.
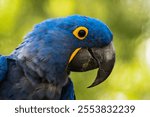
[0,15,115,100]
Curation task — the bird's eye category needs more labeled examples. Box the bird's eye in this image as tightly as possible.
[73,26,88,40]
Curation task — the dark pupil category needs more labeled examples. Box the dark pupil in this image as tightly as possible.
[78,30,86,37]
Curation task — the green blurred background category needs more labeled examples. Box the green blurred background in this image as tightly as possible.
[0,0,150,99]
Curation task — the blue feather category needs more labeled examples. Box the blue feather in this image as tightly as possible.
[61,78,75,100]
[0,56,8,81]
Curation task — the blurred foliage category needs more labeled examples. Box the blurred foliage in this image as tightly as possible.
[0,0,150,99]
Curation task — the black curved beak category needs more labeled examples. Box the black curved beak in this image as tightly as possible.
[68,42,115,88]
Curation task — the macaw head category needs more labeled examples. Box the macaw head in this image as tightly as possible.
[65,15,115,87]
[13,15,115,87]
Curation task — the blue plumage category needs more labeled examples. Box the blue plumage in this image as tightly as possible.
[61,78,75,100]
[0,15,113,100]
[0,56,8,81]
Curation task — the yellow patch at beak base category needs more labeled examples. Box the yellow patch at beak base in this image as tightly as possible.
[69,48,81,63]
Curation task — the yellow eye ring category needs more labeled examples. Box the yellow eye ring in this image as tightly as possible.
[73,26,88,40]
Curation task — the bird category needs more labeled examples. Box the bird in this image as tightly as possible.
[0,15,115,100]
